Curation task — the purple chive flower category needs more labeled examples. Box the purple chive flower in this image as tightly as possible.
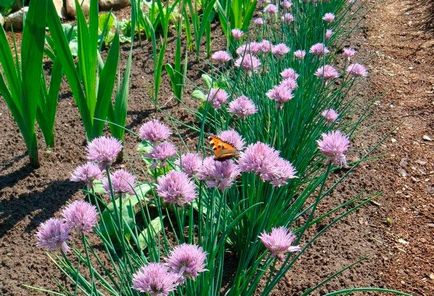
[280,78,298,90]
[176,153,202,177]
[323,12,335,23]
[132,263,179,296]
[266,158,297,187]
[103,169,136,195]
[266,84,294,105]
[346,63,368,77]
[207,88,229,109]
[231,29,244,40]
[70,162,102,186]
[157,171,197,205]
[62,200,98,233]
[309,43,330,56]
[282,0,292,9]
[321,109,339,122]
[139,119,172,143]
[236,42,262,55]
[294,50,306,60]
[218,129,245,151]
[259,227,301,260]
[282,13,294,23]
[238,142,297,186]
[259,40,273,53]
[198,158,240,190]
[254,17,264,26]
[166,244,206,280]
[342,47,356,58]
[317,130,350,166]
[234,54,261,72]
[325,29,333,40]
[315,65,340,80]
[264,4,278,15]
[147,142,177,163]
[281,68,299,80]
[272,43,290,57]
[228,95,257,118]
[86,136,122,167]
[36,218,70,253]
[211,50,232,63]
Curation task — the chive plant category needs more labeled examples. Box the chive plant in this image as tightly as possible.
[31,1,408,296]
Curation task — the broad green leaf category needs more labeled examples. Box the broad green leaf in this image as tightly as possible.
[136,217,164,250]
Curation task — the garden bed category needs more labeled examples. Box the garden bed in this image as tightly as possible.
[0,1,433,295]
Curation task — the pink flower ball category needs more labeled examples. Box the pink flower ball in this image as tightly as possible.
[197,158,240,190]
[103,169,136,195]
[294,49,306,60]
[325,29,333,40]
[317,130,350,166]
[207,88,229,109]
[132,263,179,296]
[86,136,122,167]
[271,43,290,57]
[218,129,245,151]
[228,95,257,118]
[264,4,278,15]
[321,109,339,122]
[266,84,294,105]
[231,29,244,40]
[234,54,261,72]
[139,119,171,143]
[280,68,299,80]
[176,153,202,177]
[166,244,206,280]
[157,171,197,205]
[309,43,330,56]
[322,12,335,23]
[211,50,232,63]
[62,200,98,233]
[259,227,300,260]
[36,218,70,253]
[282,13,294,23]
[342,47,357,58]
[315,65,340,80]
[254,17,264,26]
[70,162,102,186]
[346,63,368,77]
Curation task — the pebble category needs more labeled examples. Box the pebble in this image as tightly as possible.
[398,238,409,245]
[422,135,432,141]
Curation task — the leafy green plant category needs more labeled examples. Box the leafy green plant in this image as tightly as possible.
[165,20,188,103]
[107,52,133,142]
[46,0,120,141]
[215,0,257,48]
[36,54,62,148]
[0,0,48,166]
[182,0,217,58]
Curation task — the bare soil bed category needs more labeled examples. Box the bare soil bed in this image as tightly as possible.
[0,0,433,295]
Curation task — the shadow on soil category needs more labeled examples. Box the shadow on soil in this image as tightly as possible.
[0,178,81,238]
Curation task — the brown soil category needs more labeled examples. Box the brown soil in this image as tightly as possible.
[0,1,433,295]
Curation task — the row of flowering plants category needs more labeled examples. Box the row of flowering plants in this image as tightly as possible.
[31,1,396,296]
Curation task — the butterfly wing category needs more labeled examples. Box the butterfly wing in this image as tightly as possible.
[208,136,239,161]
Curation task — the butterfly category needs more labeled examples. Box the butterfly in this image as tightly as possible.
[208,135,239,161]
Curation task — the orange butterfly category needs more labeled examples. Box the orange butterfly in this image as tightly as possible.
[208,135,239,161]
